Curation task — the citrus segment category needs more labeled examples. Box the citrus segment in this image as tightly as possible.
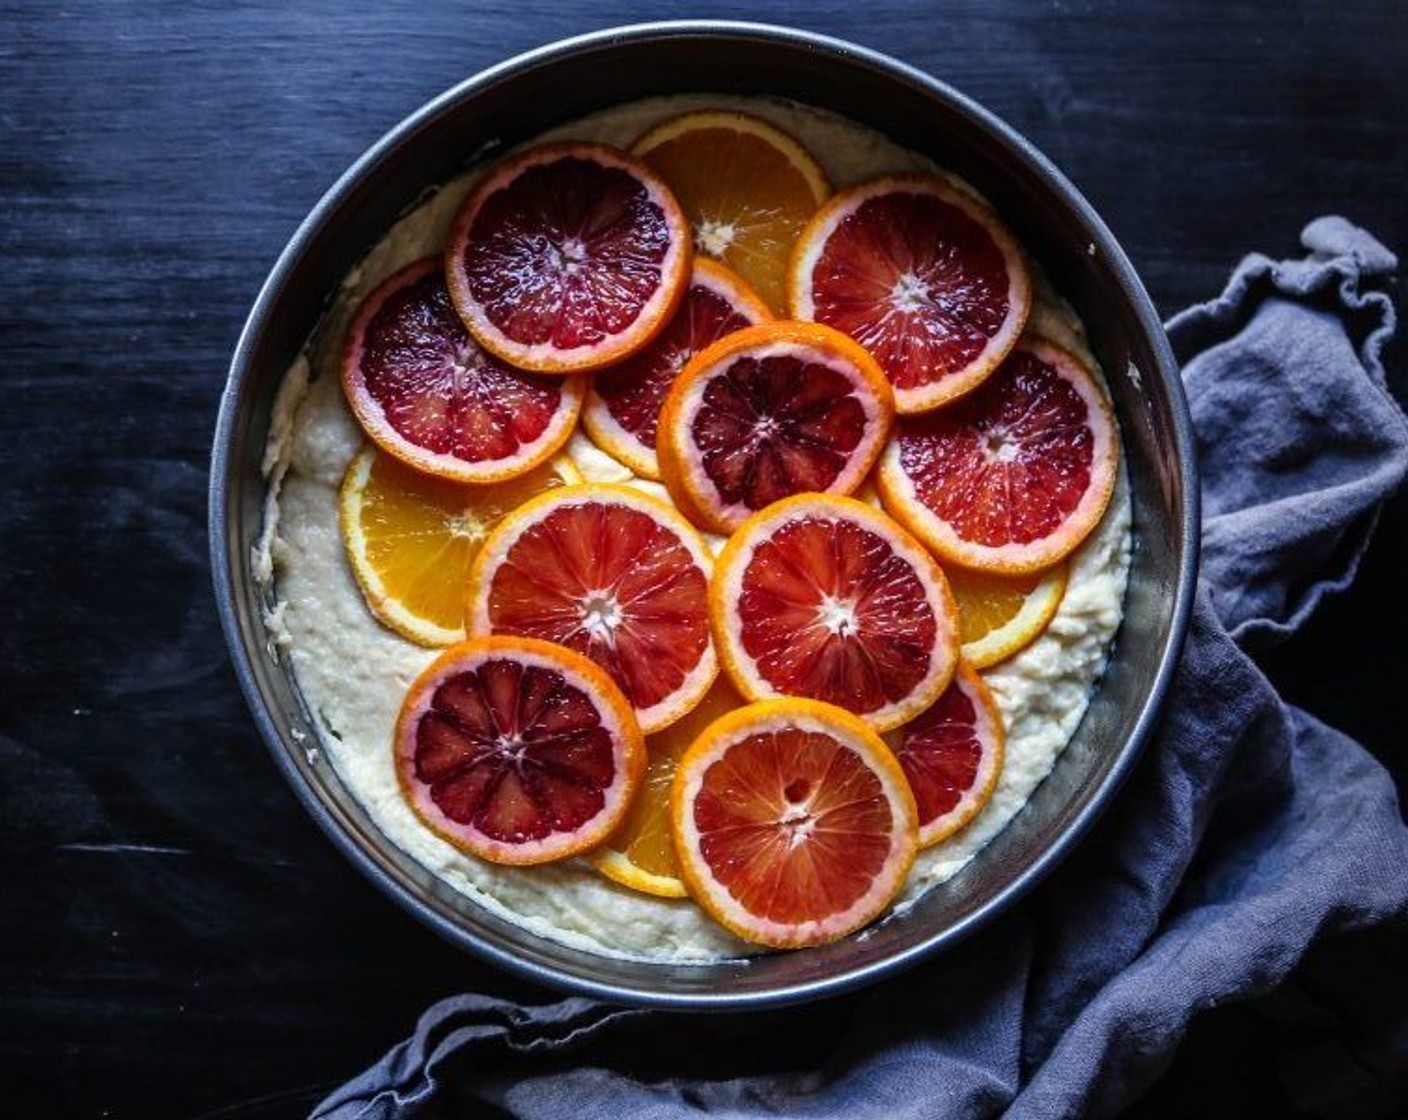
[712,494,959,731]
[891,664,1004,847]
[948,563,1068,669]
[582,259,772,480]
[339,447,579,646]
[877,338,1119,574]
[341,258,584,481]
[789,174,1031,413]
[394,636,645,865]
[445,142,692,373]
[466,485,716,734]
[658,321,894,534]
[632,110,829,312]
[589,676,743,898]
[671,698,918,948]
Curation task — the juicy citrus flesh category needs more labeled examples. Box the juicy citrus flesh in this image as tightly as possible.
[658,321,894,534]
[790,175,1031,413]
[467,486,716,734]
[671,698,918,948]
[446,143,691,372]
[878,338,1119,573]
[633,111,829,313]
[342,258,582,481]
[891,664,1004,847]
[339,447,579,647]
[395,636,644,866]
[949,562,1068,668]
[589,676,744,897]
[582,259,771,480]
[714,495,958,732]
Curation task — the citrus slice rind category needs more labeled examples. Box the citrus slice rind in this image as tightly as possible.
[339,446,580,647]
[445,142,692,374]
[466,484,717,735]
[877,337,1120,574]
[581,259,772,480]
[394,635,645,866]
[950,562,1068,669]
[658,321,895,535]
[631,109,830,313]
[891,664,1005,848]
[711,493,959,732]
[587,847,686,900]
[587,677,744,898]
[788,173,1032,414]
[670,698,918,949]
[341,257,585,482]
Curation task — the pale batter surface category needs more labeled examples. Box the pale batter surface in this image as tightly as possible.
[258,95,1132,961]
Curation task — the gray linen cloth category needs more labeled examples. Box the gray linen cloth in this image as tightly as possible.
[314,217,1408,1119]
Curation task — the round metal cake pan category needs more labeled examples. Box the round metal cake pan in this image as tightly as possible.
[210,21,1199,1009]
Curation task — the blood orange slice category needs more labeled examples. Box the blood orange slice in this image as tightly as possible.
[890,664,1004,847]
[339,446,579,647]
[671,698,918,949]
[588,676,743,898]
[657,321,894,534]
[342,257,584,482]
[789,174,1032,414]
[581,259,772,480]
[445,142,692,373]
[712,494,959,732]
[631,109,830,312]
[466,485,716,735]
[394,636,645,865]
[877,337,1120,574]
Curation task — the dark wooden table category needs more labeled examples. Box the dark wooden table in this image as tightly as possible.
[3,3,1405,1117]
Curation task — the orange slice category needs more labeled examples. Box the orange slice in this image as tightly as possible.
[712,494,959,732]
[588,676,743,898]
[948,563,1068,669]
[338,446,580,646]
[395,636,645,866]
[632,110,829,313]
[890,664,1004,847]
[877,337,1120,574]
[445,142,692,373]
[671,698,918,949]
[657,321,894,534]
[581,259,772,480]
[789,174,1031,413]
[466,484,716,734]
[341,257,584,482]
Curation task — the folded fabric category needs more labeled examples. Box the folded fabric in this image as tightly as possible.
[314,217,1408,1120]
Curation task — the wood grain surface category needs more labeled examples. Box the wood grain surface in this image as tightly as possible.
[2,3,1405,1117]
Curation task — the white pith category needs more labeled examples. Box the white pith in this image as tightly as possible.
[696,219,737,256]
[890,271,931,313]
[817,594,860,637]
